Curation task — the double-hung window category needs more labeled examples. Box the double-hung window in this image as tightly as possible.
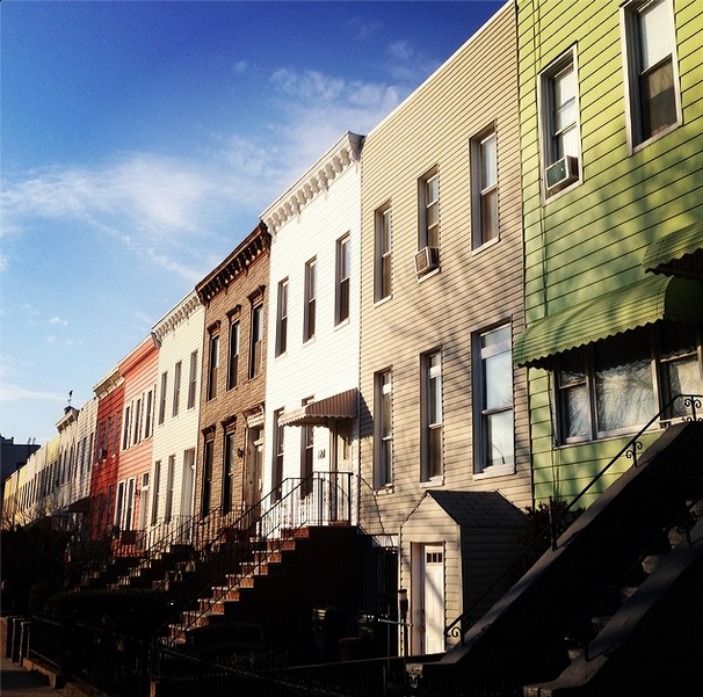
[471,128,498,247]
[172,361,182,417]
[223,430,235,513]
[144,389,153,438]
[122,406,131,450]
[187,350,198,408]
[201,438,214,517]
[540,48,581,196]
[419,169,440,249]
[375,369,393,487]
[250,304,263,378]
[151,461,161,525]
[158,372,167,424]
[228,322,240,389]
[475,325,514,474]
[375,204,392,301]
[272,408,285,500]
[304,260,316,341]
[422,351,443,480]
[164,455,175,523]
[336,234,351,324]
[300,397,314,496]
[622,0,680,149]
[207,333,219,400]
[276,279,288,356]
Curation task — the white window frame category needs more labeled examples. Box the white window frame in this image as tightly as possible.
[375,369,393,488]
[188,350,199,407]
[418,168,440,249]
[207,333,219,400]
[538,46,583,201]
[228,322,240,390]
[172,361,182,417]
[249,303,263,378]
[158,372,168,425]
[421,350,443,482]
[304,259,316,341]
[470,126,499,249]
[336,234,351,325]
[374,203,392,303]
[620,0,682,153]
[276,278,288,356]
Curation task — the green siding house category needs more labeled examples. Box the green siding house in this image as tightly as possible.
[515,0,703,505]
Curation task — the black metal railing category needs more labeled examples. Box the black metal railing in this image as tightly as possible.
[444,393,702,644]
[162,471,353,644]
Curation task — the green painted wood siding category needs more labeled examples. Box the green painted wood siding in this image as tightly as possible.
[517,0,703,504]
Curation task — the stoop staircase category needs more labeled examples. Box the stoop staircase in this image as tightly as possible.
[158,471,369,662]
[412,395,703,697]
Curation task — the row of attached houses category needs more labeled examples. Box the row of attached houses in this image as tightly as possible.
[3,0,702,671]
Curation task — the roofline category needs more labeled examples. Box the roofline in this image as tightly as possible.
[367,0,512,139]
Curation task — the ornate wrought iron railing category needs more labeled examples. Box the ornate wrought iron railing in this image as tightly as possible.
[444,392,702,644]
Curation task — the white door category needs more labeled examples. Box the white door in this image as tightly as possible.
[180,448,196,518]
[422,545,445,655]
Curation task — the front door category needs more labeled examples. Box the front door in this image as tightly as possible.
[421,545,445,655]
[243,426,263,510]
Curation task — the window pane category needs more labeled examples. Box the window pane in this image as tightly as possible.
[428,427,442,478]
[426,176,438,203]
[485,351,512,409]
[481,189,498,242]
[639,0,673,71]
[641,59,676,138]
[561,384,591,439]
[666,358,703,417]
[557,123,579,159]
[427,201,439,228]
[559,351,586,386]
[595,337,654,433]
[554,64,575,109]
[480,134,497,189]
[486,410,514,467]
[482,326,510,350]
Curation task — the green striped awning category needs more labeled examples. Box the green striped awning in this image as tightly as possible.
[514,275,703,368]
[642,222,703,278]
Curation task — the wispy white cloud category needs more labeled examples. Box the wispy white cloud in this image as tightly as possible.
[49,316,68,326]
[0,383,65,402]
[345,16,382,41]
[0,254,7,272]
[385,40,439,83]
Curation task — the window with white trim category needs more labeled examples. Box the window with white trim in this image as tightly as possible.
[207,334,219,400]
[475,325,514,474]
[276,279,288,356]
[172,361,182,417]
[228,322,240,390]
[471,128,499,247]
[421,351,443,481]
[188,350,198,407]
[622,0,680,148]
[375,204,392,302]
[336,234,351,324]
[419,169,440,249]
[249,304,263,378]
[375,369,393,487]
[304,260,316,341]
[159,372,167,424]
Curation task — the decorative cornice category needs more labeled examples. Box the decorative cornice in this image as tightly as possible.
[119,337,158,377]
[196,223,270,304]
[151,290,202,344]
[247,285,266,305]
[56,406,79,433]
[207,319,222,335]
[260,132,364,234]
[93,367,123,399]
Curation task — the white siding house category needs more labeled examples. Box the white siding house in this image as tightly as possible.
[150,291,204,533]
[261,132,363,520]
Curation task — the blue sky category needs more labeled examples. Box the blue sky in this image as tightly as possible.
[1,0,503,444]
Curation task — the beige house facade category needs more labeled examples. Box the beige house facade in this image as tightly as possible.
[358,2,530,654]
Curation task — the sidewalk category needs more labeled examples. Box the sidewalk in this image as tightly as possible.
[0,655,61,696]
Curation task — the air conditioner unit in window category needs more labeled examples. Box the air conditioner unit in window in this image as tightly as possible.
[545,155,579,195]
[414,246,440,276]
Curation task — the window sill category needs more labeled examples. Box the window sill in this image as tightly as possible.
[303,337,316,346]
[374,295,393,308]
[473,464,515,480]
[275,351,288,359]
[471,237,500,256]
[419,476,444,488]
[542,177,582,205]
[374,484,394,495]
[555,421,663,449]
[417,267,441,284]
[334,318,350,331]
[629,119,681,156]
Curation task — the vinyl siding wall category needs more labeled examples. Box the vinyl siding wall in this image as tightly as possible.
[518,0,703,504]
[359,3,531,540]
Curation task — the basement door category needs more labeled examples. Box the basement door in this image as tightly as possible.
[420,545,445,655]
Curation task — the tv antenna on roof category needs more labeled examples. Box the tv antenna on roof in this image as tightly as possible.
[67,390,73,407]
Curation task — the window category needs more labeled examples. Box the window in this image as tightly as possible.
[164,455,175,523]
[228,323,240,390]
[122,406,131,450]
[151,461,161,526]
[173,361,182,417]
[471,128,498,246]
[159,372,168,425]
[421,351,443,480]
[300,397,314,496]
[133,397,142,445]
[540,49,581,195]
[249,304,263,378]
[115,481,125,528]
[336,234,351,324]
[375,369,393,487]
[375,204,392,301]
[272,408,285,500]
[419,169,440,248]
[187,350,198,408]
[276,279,288,356]
[223,431,235,513]
[144,389,153,438]
[201,438,214,517]
[622,0,680,148]
[556,323,702,442]
[207,334,219,400]
[304,259,316,341]
[475,326,514,474]
[138,473,149,530]
[124,478,135,531]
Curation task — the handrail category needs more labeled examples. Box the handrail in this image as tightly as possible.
[444,392,702,644]
[160,470,353,644]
